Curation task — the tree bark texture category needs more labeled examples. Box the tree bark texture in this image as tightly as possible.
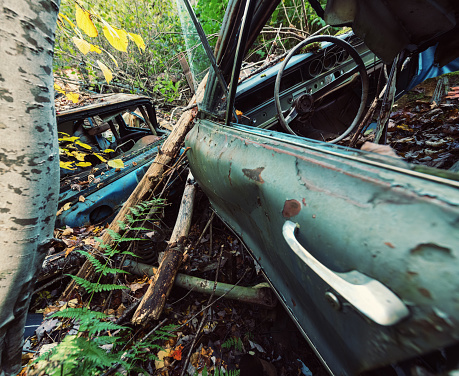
[61,77,208,300]
[131,172,196,325]
[0,1,60,374]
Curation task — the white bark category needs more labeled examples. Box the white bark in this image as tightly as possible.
[0,1,60,374]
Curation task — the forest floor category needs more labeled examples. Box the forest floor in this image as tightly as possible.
[22,73,459,376]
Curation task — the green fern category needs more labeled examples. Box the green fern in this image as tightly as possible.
[222,337,244,351]
[199,366,241,376]
[69,275,129,293]
[31,199,169,376]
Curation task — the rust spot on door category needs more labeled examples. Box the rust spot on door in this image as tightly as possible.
[418,287,432,299]
[282,199,301,218]
[242,167,265,183]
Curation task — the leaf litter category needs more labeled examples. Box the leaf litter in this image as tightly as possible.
[26,187,325,375]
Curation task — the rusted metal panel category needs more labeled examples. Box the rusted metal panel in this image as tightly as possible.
[186,118,459,375]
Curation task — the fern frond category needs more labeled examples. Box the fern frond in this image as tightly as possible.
[222,337,243,351]
[82,319,127,334]
[129,206,140,216]
[120,250,138,257]
[107,229,121,242]
[76,250,106,272]
[70,275,128,293]
[51,307,108,321]
[127,226,150,231]
[117,220,127,230]
[117,237,148,242]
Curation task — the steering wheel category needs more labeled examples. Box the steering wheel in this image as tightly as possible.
[274,35,369,144]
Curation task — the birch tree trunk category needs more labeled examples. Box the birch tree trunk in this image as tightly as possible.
[0,1,60,374]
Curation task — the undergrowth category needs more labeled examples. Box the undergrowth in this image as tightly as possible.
[30,199,175,376]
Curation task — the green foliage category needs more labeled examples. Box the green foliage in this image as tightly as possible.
[222,337,244,352]
[32,199,170,375]
[55,0,188,104]
[199,366,241,376]
[194,0,228,41]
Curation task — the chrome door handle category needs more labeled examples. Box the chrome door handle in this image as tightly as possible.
[283,221,409,326]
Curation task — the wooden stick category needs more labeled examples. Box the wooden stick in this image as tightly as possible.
[60,77,207,301]
[123,260,277,308]
[131,172,197,325]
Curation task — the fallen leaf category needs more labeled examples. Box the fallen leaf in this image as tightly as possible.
[170,344,183,360]
[155,348,171,369]
[108,159,124,169]
[65,92,79,103]
[75,140,92,150]
[65,246,75,257]
[60,161,76,170]
[79,195,86,202]
[62,227,73,236]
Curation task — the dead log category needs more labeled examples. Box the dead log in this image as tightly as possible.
[60,77,207,301]
[131,171,196,325]
[124,259,277,308]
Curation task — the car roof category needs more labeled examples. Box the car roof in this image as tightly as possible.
[56,93,152,122]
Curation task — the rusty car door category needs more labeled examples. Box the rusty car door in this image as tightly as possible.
[186,119,459,375]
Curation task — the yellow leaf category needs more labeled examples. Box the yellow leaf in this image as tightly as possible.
[90,44,102,53]
[108,159,124,169]
[97,60,113,84]
[70,151,87,161]
[54,83,66,95]
[103,149,115,153]
[75,140,92,150]
[65,92,79,103]
[59,136,80,142]
[75,5,98,37]
[72,37,91,55]
[102,25,128,52]
[78,195,86,202]
[94,153,107,162]
[60,161,76,170]
[76,162,92,167]
[63,202,71,211]
[59,132,70,136]
[128,32,146,52]
[59,13,75,28]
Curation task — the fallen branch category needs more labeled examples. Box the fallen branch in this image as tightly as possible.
[131,171,196,325]
[123,260,277,308]
[60,76,207,301]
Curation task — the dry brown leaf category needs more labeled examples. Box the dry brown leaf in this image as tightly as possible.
[64,246,75,257]
[62,227,74,236]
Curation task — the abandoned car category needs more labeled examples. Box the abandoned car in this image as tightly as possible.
[56,93,168,227]
[177,0,459,375]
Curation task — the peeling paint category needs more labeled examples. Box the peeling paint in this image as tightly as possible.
[410,243,454,261]
[242,167,265,183]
